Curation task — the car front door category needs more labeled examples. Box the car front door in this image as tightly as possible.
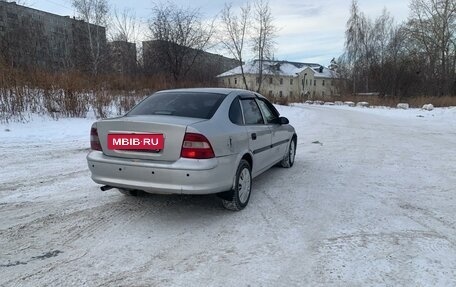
[256,97,290,165]
[239,95,272,177]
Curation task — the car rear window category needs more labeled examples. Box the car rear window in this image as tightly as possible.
[127,92,226,119]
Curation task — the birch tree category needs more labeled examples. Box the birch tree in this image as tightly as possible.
[109,8,138,43]
[252,0,276,93]
[72,0,109,75]
[345,0,363,93]
[220,3,251,89]
[219,0,276,92]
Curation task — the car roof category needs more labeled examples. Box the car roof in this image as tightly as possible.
[156,88,250,95]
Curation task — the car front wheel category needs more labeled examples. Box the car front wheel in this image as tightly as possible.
[281,138,296,168]
[222,159,252,211]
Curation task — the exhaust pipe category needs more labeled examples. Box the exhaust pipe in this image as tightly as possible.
[100,185,114,191]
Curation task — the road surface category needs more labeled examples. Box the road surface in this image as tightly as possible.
[1,105,455,286]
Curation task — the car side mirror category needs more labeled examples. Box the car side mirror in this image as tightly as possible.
[278,116,289,125]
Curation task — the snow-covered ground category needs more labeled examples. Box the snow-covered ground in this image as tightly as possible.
[1,105,456,286]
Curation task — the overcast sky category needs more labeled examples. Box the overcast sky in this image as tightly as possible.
[29,0,410,66]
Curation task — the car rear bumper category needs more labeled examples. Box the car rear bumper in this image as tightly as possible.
[86,151,236,194]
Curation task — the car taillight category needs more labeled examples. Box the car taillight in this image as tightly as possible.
[181,133,215,159]
[90,126,102,151]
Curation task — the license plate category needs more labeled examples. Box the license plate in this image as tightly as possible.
[107,133,164,150]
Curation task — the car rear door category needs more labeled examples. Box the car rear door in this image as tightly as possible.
[239,94,272,177]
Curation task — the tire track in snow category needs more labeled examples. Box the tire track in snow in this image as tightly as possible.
[0,169,88,192]
[4,195,224,286]
[313,230,456,286]
[0,198,152,284]
[398,203,456,247]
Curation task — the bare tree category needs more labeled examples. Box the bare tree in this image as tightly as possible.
[407,0,456,96]
[148,3,215,81]
[382,25,406,97]
[219,1,275,92]
[109,8,138,42]
[72,0,109,75]
[345,0,384,93]
[345,0,363,93]
[252,0,276,93]
[328,57,339,71]
[358,14,374,92]
[219,3,251,89]
[340,0,456,98]
[371,9,394,93]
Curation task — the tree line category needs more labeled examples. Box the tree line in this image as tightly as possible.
[3,0,454,99]
[340,0,456,98]
[67,0,276,83]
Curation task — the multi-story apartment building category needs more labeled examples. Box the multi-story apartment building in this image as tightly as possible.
[108,41,137,74]
[0,1,106,72]
[142,40,238,81]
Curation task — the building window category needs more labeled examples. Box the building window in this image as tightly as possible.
[280,78,283,85]
[314,80,316,86]
[269,77,273,84]
[305,79,308,85]
[279,91,283,97]
[234,78,238,85]
[256,77,260,84]
[290,79,293,85]
[228,78,231,85]
[269,90,273,97]
[331,80,334,86]
[289,91,293,97]
[322,80,325,86]
[322,91,325,97]
[302,79,304,86]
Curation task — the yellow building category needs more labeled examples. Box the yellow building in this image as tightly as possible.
[217,60,340,100]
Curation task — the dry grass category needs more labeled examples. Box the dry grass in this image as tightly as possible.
[2,61,454,122]
[0,65,219,123]
[275,96,290,106]
[407,96,456,108]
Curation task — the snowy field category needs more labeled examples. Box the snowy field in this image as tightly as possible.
[1,105,456,286]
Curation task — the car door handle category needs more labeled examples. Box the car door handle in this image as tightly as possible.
[251,133,257,140]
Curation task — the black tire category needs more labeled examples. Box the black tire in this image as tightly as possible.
[222,159,252,211]
[118,188,139,196]
[281,137,296,168]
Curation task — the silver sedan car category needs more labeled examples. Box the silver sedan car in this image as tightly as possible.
[87,88,297,210]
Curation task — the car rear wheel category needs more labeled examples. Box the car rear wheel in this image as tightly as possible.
[281,138,296,168]
[222,159,252,211]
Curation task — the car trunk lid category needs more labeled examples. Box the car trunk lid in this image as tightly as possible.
[96,115,206,162]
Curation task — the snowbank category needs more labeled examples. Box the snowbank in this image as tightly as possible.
[397,103,409,109]
[1,115,93,145]
[356,102,369,107]
[422,104,434,111]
